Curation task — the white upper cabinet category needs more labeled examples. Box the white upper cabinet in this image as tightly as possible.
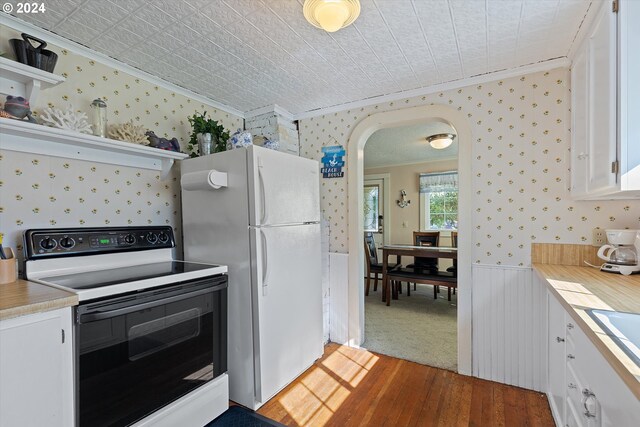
[570,46,589,198]
[587,2,617,196]
[619,0,640,193]
[570,0,640,199]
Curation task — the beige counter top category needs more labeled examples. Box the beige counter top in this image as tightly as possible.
[0,279,78,321]
[533,263,640,400]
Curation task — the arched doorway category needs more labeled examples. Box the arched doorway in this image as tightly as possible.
[346,105,473,375]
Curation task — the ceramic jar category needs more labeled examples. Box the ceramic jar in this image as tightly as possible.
[227,129,252,150]
[263,139,279,150]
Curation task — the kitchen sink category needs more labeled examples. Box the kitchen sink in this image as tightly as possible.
[587,309,640,368]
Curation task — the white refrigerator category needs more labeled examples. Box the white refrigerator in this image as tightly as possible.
[181,145,324,410]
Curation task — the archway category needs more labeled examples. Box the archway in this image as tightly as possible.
[346,104,473,375]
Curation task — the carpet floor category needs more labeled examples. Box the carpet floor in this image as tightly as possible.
[362,282,457,371]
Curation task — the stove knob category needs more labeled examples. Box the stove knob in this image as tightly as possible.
[40,237,57,250]
[158,232,169,244]
[124,234,136,244]
[146,232,158,244]
[59,237,75,249]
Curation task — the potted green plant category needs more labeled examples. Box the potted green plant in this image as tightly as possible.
[187,111,230,157]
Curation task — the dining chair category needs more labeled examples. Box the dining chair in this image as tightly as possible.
[447,231,458,276]
[404,231,440,295]
[364,232,400,296]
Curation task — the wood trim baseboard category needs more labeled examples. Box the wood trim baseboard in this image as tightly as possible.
[531,243,601,266]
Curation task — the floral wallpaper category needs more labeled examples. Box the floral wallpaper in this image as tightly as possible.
[0,24,243,271]
[299,68,640,266]
[0,151,179,265]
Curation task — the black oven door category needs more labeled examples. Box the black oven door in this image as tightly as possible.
[75,275,227,427]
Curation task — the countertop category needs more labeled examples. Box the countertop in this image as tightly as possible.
[533,264,640,399]
[0,279,78,321]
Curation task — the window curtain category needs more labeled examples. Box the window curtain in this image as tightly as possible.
[419,171,458,193]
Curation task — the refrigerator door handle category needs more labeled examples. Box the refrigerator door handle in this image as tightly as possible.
[260,228,269,296]
[258,158,268,225]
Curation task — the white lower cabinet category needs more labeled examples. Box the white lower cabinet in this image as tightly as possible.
[548,291,567,422]
[546,290,640,427]
[0,308,74,427]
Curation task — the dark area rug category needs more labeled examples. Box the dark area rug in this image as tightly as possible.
[205,406,285,427]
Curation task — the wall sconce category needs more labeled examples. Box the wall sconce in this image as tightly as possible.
[396,190,410,208]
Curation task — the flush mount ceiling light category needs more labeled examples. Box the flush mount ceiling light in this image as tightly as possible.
[427,133,456,150]
[303,0,361,33]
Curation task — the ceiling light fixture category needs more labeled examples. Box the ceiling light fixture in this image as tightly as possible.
[427,133,456,150]
[303,0,361,33]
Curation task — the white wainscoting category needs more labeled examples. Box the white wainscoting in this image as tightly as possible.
[329,253,350,345]
[472,264,546,392]
[321,219,331,343]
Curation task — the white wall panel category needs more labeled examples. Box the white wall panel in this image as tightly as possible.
[329,253,349,345]
[321,218,330,343]
[472,264,546,392]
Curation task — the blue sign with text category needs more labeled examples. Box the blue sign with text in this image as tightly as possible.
[321,145,345,178]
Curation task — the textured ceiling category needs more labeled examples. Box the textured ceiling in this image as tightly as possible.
[364,121,456,168]
[9,0,591,116]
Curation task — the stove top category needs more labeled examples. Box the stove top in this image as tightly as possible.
[40,261,221,290]
[24,226,228,301]
[33,259,228,301]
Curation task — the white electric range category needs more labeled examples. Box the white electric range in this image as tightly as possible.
[24,226,229,427]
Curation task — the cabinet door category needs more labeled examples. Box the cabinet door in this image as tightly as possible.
[0,308,74,427]
[569,317,640,427]
[619,0,640,192]
[547,291,566,425]
[571,45,589,198]
[587,2,618,195]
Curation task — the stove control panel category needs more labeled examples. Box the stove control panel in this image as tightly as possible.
[24,226,175,259]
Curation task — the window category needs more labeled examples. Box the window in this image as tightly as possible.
[363,185,380,232]
[419,171,458,230]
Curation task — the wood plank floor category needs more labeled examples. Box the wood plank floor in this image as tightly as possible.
[258,343,554,427]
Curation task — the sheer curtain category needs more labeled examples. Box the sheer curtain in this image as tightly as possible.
[419,171,458,193]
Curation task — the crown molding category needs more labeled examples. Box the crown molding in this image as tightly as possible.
[567,0,601,62]
[245,104,295,122]
[0,14,245,119]
[293,57,571,121]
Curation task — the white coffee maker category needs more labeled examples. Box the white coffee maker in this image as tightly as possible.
[597,229,640,275]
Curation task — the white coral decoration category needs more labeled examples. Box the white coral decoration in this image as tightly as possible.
[39,106,93,134]
[108,120,149,145]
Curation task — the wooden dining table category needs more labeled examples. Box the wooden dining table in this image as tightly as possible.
[381,244,458,306]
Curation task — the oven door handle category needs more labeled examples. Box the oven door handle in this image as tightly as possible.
[79,283,226,323]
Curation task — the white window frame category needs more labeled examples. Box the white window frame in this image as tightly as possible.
[419,171,458,232]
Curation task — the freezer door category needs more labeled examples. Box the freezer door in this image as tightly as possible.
[250,224,324,405]
[248,146,321,226]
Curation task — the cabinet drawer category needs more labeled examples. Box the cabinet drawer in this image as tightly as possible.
[566,398,586,427]
[567,353,601,427]
[566,319,577,338]
[566,332,576,359]
[566,362,584,415]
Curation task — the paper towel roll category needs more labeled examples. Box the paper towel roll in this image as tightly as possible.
[181,169,227,191]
